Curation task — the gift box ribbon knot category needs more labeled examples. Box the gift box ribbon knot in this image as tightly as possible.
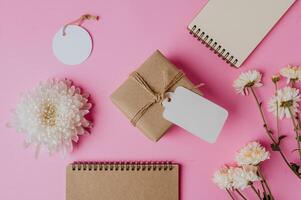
[129,70,185,126]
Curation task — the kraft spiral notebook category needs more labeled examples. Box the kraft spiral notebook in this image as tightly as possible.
[66,162,179,200]
[188,0,295,67]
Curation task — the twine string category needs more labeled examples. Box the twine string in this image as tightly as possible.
[129,71,185,126]
[62,14,99,36]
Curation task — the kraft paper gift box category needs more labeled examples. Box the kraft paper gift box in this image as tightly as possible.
[111,50,201,141]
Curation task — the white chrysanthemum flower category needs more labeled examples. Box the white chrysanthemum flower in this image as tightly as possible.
[233,70,263,95]
[212,166,234,190]
[280,65,301,84]
[231,166,260,190]
[268,87,300,119]
[235,141,270,166]
[9,79,92,156]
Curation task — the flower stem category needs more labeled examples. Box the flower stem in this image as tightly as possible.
[295,113,301,156]
[258,166,274,200]
[251,184,262,200]
[291,80,296,88]
[250,87,277,144]
[274,82,280,141]
[226,189,237,200]
[250,87,301,179]
[288,108,301,159]
[259,180,267,198]
[235,189,248,200]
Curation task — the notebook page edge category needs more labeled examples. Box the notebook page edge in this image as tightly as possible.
[187,0,296,68]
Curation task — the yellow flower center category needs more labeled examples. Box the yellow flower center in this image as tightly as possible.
[280,100,293,108]
[245,81,255,88]
[244,149,261,158]
[41,103,57,127]
[244,152,252,158]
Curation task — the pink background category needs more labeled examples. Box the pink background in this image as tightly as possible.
[1,0,301,199]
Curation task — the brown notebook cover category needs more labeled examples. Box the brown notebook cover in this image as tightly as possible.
[66,162,179,200]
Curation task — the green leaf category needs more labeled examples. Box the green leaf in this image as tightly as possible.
[290,163,300,174]
[271,143,280,151]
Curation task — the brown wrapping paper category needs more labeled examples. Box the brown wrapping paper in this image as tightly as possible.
[111,50,200,141]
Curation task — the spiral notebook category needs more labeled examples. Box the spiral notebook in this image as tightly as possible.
[66,162,179,200]
[188,0,295,68]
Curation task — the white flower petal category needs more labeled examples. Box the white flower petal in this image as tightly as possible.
[280,65,301,83]
[233,70,262,96]
[10,79,92,156]
[231,166,260,190]
[213,166,233,190]
[268,86,300,119]
[235,141,270,166]
[213,165,261,191]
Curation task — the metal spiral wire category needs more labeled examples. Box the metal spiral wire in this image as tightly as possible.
[189,25,238,67]
[71,161,174,171]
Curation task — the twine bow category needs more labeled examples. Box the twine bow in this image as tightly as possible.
[129,71,184,126]
[62,14,99,36]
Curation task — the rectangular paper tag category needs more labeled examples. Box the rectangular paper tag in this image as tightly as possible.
[162,87,228,143]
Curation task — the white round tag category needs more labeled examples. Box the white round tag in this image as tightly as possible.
[52,25,92,65]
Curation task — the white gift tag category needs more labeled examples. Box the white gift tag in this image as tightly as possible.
[162,86,228,143]
[52,25,92,65]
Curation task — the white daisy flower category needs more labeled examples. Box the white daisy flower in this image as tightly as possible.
[280,65,301,84]
[231,166,260,190]
[9,79,92,156]
[233,70,263,95]
[235,141,270,166]
[268,86,300,119]
[212,166,234,190]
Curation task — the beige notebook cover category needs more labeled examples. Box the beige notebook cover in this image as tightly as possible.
[188,0,295,67]
[66,162,179,200]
